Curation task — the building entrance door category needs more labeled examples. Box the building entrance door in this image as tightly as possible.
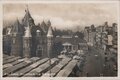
[36,45,43,57]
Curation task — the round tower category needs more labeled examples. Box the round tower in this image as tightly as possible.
[47,26,54,58]
[36,29,43,57]
[23,24,32,58]
[11,19,23,57]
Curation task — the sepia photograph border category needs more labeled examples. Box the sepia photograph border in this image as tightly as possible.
[0,0,120,80]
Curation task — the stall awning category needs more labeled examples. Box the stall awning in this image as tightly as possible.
[62,42,72,46]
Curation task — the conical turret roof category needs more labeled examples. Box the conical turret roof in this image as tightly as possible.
[47,26,53,37]
[22,6,34,27]
[11,19,23,36]
[41,20,49,34]
[7,27,12,35]
[47,20,51,26]
[24,26,32,37]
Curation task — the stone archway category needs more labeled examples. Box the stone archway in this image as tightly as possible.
[36,45,43,57]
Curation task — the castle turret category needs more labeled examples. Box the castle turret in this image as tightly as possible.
[36,29,43,57]
[23,21,32,58]
[41,21,49,34]
[47,20,51,27]
[11,19,23,57]
[47,26,54,58]
[3,27,12,55]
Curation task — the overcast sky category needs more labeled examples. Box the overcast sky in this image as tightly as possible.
[3,3,118,31]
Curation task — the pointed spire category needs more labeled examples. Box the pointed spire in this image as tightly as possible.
[47,26,53,37]
[11,18,22,36]
[7,28,12,35]
[47,20,51,26]
[25,5,30,17]
[23,8,32,37]
[24,6,29,19]
[22,5,34,27]
[16,18,20,32]
[38,23,40,26]
[41,20,48,33]
[41,20,46,26]
[26,4,29,11]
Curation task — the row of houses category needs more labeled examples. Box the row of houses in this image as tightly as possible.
[84,22,117,65]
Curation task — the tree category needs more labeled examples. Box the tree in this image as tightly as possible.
[53,42,63,56]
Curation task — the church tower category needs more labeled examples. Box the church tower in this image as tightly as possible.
[11,19,23,57]
[47,26,54,58]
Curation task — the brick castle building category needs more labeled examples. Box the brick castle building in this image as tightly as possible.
[3,8,54,58]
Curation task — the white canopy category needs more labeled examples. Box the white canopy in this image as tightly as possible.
[62,42,72,46]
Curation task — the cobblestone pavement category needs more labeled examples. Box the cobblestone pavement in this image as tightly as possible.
[79,47,117,77]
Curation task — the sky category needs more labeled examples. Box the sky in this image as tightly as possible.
[3,3,118,31]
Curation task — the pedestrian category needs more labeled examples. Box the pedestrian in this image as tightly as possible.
[86,72,89,76]
[100,73,103,76]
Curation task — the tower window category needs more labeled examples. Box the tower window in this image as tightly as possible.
[13,39,15,44]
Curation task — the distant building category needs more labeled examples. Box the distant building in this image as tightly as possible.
[3,8,54,58]
[84,25,96,46]
[3,7,88,58]
[84,26,89,42]
[55,35,88,54]
[95,22,117,64]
